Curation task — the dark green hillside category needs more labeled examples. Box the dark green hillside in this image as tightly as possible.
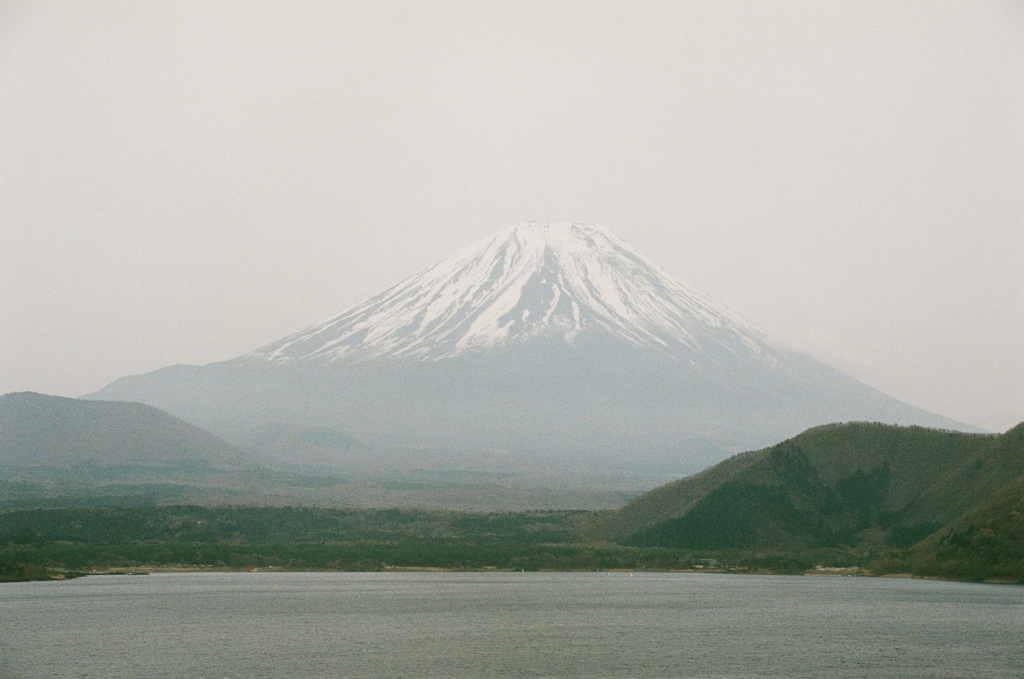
[914,422,1024,522]
[591,448,764,541]
[885,428,1024,581]
[604,422,1021,574]
[600,423,990,541]
[897,477,1024,582]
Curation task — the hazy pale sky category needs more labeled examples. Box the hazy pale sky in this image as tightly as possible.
[2,1,1021,432]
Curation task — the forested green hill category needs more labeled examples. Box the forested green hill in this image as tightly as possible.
[596,422,1022,580]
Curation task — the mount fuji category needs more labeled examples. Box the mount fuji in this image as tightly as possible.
[89,222,973,476]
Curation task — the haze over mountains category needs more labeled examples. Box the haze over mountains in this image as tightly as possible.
[0,392,275,506]
[89,222,973,477]
[0,392,631,511]
[0,392,252,470]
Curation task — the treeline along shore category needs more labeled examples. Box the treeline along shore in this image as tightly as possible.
[0,502,1019,584]
[3,422,1022,584]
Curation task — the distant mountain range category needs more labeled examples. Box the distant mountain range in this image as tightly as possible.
[0,392,253,471]
[0,393,632,511]
[88,222,975,476]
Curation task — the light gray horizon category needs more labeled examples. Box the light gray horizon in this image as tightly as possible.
[1,1,1021,432]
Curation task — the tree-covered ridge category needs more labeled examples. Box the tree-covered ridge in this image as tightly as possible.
[600,422,1022,580]
[602,422,1000,539]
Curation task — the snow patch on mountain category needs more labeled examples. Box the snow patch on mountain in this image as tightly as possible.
[247,222,782,366]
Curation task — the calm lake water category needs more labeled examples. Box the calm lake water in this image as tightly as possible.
[1,571,1021,678]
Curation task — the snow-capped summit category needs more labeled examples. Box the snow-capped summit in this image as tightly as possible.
[250,222,778,366]
[89,220,976,480]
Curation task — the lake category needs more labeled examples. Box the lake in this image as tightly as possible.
[1,572,1021,678]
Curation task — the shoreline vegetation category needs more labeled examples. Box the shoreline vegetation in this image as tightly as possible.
[2,505,1021,586]
[5,564,1015,586]
[0,560,87,583]
[4,423,1021,585]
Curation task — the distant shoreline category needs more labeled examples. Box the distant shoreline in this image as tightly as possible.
[5,565,1015,587]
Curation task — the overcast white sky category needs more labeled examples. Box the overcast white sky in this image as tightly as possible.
[2,1,1021,432]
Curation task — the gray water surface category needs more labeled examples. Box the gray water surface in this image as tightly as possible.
[1,572,1021,678]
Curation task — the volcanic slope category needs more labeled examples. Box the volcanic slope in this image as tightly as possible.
[89,222,973,475]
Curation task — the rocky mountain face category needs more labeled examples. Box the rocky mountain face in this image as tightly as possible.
[88,222,974,476]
